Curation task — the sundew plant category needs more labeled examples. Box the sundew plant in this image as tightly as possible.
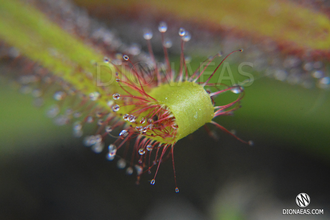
[1,0,330,219]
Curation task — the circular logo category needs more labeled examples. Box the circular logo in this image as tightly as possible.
[296,193,310,208]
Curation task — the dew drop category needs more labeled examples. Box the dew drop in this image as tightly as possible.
[175,187,180,193]
[123,55,129,61]
[320,76,330,85]
[158,21,167,33]
[46,105,59,118]
[73,112,81,118]
[178,28,186,37]
[164,39,172,48]
[119,130,128,138]
[231,85,244,94]
[86,116,94,123]
[146,145,153,151]
[32,89,42,98]
[97,119,104,126]
[89,92,100,101]
[112,104,120,112]
[108,144,117,157]
[113,93,120,100]
[143,29,153,40]
[54,115,69,126]
[105,126,112,133]
[140,117,146,124]
[104,57,110,63]
[94,134,102,144]
[312,70,324,79]
[126,167,133,175]
[91,141,104,153]
[83,135,93,147]
[117,159,126,169]
[53,91,65,101]
[107,100,114,107]
[129,115,136,123]
[106,153,115,161]
[73,121,82,131]
[138,148,146,155]
[182,31,191,42]
[73,129,83,138]
[135,165,143,176]
[150,179,156,185]
[123,114,129,120]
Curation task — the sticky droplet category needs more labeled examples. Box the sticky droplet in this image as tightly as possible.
[119,130,128,138]
[112,104,120,112]
[158,21,167,33]
[178,28,186,37]
[143,29,153,40]
[138,148,146,155]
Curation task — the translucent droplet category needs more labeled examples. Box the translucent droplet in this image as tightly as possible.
[175,187,179,193]
[150,179,156,185]
[138,148,146,155]
[94,134,102,143]
[143,29,153,40]
[106,153,115,161]
[106,101,114,108]
[83,136,93,147]
[97,119,104,126]
[86,116,94,123]
[158,21,167,33]
[123,55,129,61]
[113,93,120,100]
[185,56,191,63]
[108,144,117,157]
[117,159,126,169]
[73,129,83,138]
[320,76,330,85]
[146,145,153,151]
[140,117,146,124]
[129,115,136,123]
[178,28,185,37]
[164,39,172,48]
[32,89,42,98]
[53,91,65,101]
[89,92,100,101]
[119,130,128,138]
[104,57,110,63]
[91,141,104,153]
[312,70,324,79]
[73,112,81,118]
[182,31,191,42]
[65,108,73,116]
[73,121,82,131]
[231,85,244,94]
[54,115,69,126]
[126,167,133,175]
[46,105,59,118]
[112,104,120,112]
[135,165,143,176]
[105,126,112,133]
[123,114,129,120]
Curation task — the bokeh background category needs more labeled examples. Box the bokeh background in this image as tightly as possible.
[1,0,330,219]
